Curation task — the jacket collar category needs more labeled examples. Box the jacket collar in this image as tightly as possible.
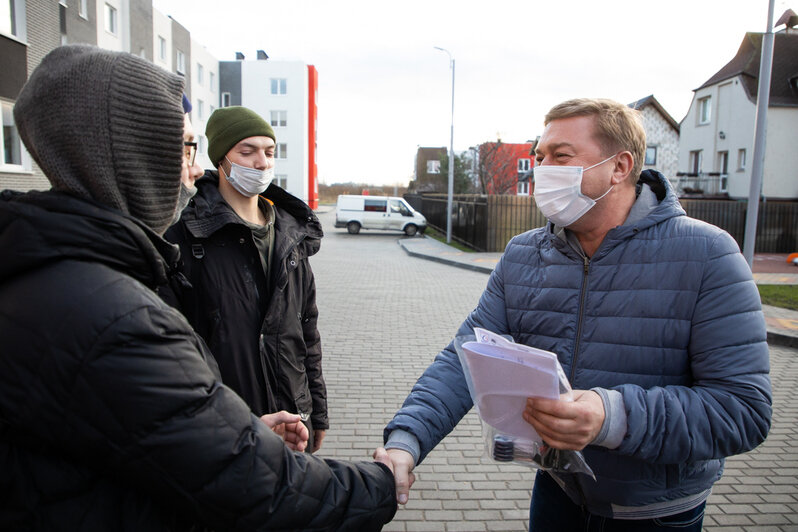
[0,190,178,288]
[180,171,323,258]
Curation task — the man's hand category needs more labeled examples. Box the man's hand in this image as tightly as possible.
[376,448,416,505]
[522,390,605,450]
[312,429,326,453]
[260,411,309,452]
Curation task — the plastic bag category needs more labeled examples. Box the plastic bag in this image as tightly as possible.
[454,331,595,480]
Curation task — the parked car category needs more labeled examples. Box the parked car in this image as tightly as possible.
[335,195,427,236]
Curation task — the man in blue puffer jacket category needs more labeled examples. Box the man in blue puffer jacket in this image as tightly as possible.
[383,98,771,530]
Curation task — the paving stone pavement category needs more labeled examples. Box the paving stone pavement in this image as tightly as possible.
[310,209,798,532]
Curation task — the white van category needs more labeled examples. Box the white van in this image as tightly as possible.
[335,195,427,236]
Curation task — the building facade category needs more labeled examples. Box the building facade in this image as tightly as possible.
[219,52,319,208]
[678,16,798,200]
[629,95,680,185]
[0,0,222,195]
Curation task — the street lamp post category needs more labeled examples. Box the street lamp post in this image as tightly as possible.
[434,46,455,244]
[742,0,776,267]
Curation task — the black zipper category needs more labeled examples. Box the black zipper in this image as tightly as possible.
[569,254,591,510]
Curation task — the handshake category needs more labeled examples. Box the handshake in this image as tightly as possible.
[263,411,416,505]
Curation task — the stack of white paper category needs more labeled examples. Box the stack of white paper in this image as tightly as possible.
[460,328,564,442]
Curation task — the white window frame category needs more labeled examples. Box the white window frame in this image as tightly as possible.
[104,3,117,35]
[197,99,204,120]
[221,92,231,107]
[427,160,440,174]
[737,149,746,171]
[517,180,529,196]
[270,78,287,95]
[209,72,215,92]
[272,174,287,188]
[176,50,185,74]
[196,63,204,85]
[157,36,166,61]
[517,158,530,172]
[689,150,703,174]
[79,0,88,19]
[276,143,287,159]
[645,146,657,166]
[1,0,14,36]
[270,110,287,127]
[1,100,25,170]
[698,96,711,125]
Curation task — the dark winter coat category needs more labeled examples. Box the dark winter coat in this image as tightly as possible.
[164,173,328,438]
[0,190,396,531]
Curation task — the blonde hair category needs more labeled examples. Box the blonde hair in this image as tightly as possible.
[544,98,646,182]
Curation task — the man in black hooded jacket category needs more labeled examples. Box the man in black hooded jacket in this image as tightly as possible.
[0,44,396,531]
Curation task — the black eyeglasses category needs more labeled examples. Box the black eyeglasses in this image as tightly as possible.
[184,142,197,166]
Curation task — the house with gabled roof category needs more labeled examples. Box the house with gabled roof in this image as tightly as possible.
[629,95,680,185]
[677,9,798,200]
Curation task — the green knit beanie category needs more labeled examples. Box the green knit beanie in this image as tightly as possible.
[206,106,275,167]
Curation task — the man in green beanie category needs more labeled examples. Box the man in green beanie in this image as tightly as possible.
[165,106,329,453]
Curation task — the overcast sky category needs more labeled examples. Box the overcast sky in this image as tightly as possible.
[152,0,789,186]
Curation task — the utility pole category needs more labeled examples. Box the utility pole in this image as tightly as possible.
[742,0,776,267]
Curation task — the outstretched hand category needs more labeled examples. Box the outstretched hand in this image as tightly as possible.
[374,448,416,505]
[260,411,309,452]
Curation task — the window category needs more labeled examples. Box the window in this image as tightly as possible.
[198,135,206,154]
[517,181,529,196]
[196,63,204,85]
[104,3,117,35]
[517,158,530,172]
[426,160,440,174]
[197,99,204,120]
[272,174,287,188]
[270,78,287,95]
[645,146,657,166]
[689,150,703,175]
[364,199,387,212]
[737,149,746,171]
[275,143,287,159]
[390,199,411,216]
[1,0,17,36]
[221,92,231,107]
[698,96,711,125]
[270,110,287,127]
[79,0,88,18]
[158,36,166,61]
[209,72,215,92]
[1,101,23,168]
[176,50,185,74]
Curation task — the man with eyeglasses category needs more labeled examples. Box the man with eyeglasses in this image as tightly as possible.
[0,44,396,530]
[382,98,771,531]
[165,106,330,454]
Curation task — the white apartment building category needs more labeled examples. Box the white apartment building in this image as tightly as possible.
[190,37,219,169]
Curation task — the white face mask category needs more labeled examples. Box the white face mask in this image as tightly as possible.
[222,157,274,197]
[533,155,616,227]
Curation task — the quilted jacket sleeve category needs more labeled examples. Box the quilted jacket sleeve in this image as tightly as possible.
[616,230,772,464]
[384,250,513,464]
[41,285,396,531]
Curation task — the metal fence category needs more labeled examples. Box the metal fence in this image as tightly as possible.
[405,193,798,254]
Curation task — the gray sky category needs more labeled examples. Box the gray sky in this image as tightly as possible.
[152,0,789,186]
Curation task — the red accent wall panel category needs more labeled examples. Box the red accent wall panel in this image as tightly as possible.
[307,65,319,210]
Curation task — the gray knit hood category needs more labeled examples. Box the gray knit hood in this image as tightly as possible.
[14,44,185,235]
